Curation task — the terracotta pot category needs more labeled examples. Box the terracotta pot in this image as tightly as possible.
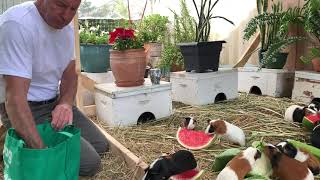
[110,49,146,87]
[312,57,320,72]
[171,64,184,72]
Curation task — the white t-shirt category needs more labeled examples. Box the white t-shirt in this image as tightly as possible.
[0,1,75,102]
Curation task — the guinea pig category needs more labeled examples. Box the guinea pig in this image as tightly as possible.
[276,141,320,175]
[205,119,245,146]
[264,144,314,180]
[311,124,320,149]
[142,150,197,180]
[216,147,262,180]
[285,105,308,123]
[180,117,196,130]
[308,98,320,112]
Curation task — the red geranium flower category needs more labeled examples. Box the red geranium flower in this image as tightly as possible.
[109,28,135,44]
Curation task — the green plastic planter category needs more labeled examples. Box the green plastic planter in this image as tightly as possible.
[80,44,111,73]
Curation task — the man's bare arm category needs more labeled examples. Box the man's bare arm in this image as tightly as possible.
[4,75,45,149]
[51,60,77,130]
[58,60,77,106]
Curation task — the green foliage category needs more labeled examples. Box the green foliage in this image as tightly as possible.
[261,36,306,67]
[300,0,320,64]
[243,1,305,67]
[158,43,184,70]
[112,38,144,51]
[79,24,109,45]
[303,0,320,42]
[171,0,196,43]
[192,0,234,42]
[301,47,320,64]
[137,14,169,43]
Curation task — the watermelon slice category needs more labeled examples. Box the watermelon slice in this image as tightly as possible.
[176,127,215,150]
[170,168,204,180]
[302,114,320,130]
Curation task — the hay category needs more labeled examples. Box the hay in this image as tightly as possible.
[94,93,318,179]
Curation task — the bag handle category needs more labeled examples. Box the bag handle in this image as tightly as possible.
[57,131,73,138]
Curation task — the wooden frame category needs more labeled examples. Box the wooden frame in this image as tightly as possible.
[73,14,148,179]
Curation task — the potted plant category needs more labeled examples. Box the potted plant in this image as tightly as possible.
[109,27,146,87]
[156,0,196,73]
[300,0,320,72]
[177,0,234,73]
[244,0,305,69]
[80,24,111,73]
[137,14,169,67]
[159,43,184,72]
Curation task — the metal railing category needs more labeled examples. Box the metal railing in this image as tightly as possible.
[0,0,31,14]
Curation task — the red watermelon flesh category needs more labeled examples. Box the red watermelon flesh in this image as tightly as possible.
[170,168,204,180]
[176,127,214,150]
[305,114,320,124]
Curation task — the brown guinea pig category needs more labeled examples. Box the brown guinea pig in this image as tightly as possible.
[264,144,314,180]
[276,141,320,175]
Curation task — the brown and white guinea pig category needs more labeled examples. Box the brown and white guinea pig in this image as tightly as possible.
[180,117,196,130]
[205,119,245,146]
[276,141,320,175]
[142,150,197,180]
[264,144,314,180]
[216,147,261,180]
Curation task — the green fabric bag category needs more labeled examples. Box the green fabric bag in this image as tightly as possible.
[3,121,81,180]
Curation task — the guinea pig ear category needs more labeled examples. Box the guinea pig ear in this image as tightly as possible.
[207,119,211,124]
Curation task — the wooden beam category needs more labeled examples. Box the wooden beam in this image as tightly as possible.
[90,120,149,179]
[73,13,81,74]
[83,105,96,117]
[73,12,83,110]
[233,33,260,68]
[79,73,96,92]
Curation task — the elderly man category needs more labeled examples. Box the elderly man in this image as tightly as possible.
[0,0,108,176]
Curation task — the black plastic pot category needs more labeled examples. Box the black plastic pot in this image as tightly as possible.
[178,41,226,73]
[259,49,288,69]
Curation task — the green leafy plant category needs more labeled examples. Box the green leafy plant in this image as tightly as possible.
[300,0,320,64]
[192,0,234,42]
[301,47,320,64]
[79,24,109,45]
[137,14,169,43]
[158,43,184,70]
[170,0,196,43]
[243,1,305,67]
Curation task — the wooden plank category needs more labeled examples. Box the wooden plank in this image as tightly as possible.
[79,73,96,92]
[73,12,84,110]
[83,105,96,117]
[90,120,149,179]
[73,13,81,74]
[233,33,260,68]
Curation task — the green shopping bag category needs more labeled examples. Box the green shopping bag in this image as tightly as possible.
[3,121,81,180]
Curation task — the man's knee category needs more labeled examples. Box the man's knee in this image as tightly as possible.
[95,137,109,154]
[80,152,101,176]
[80,138,102,176]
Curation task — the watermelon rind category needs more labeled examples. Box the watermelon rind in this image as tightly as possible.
[176,127,215,150]
[170,169,204,180]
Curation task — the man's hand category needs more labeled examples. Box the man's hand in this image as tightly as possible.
[51,103,73,130]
